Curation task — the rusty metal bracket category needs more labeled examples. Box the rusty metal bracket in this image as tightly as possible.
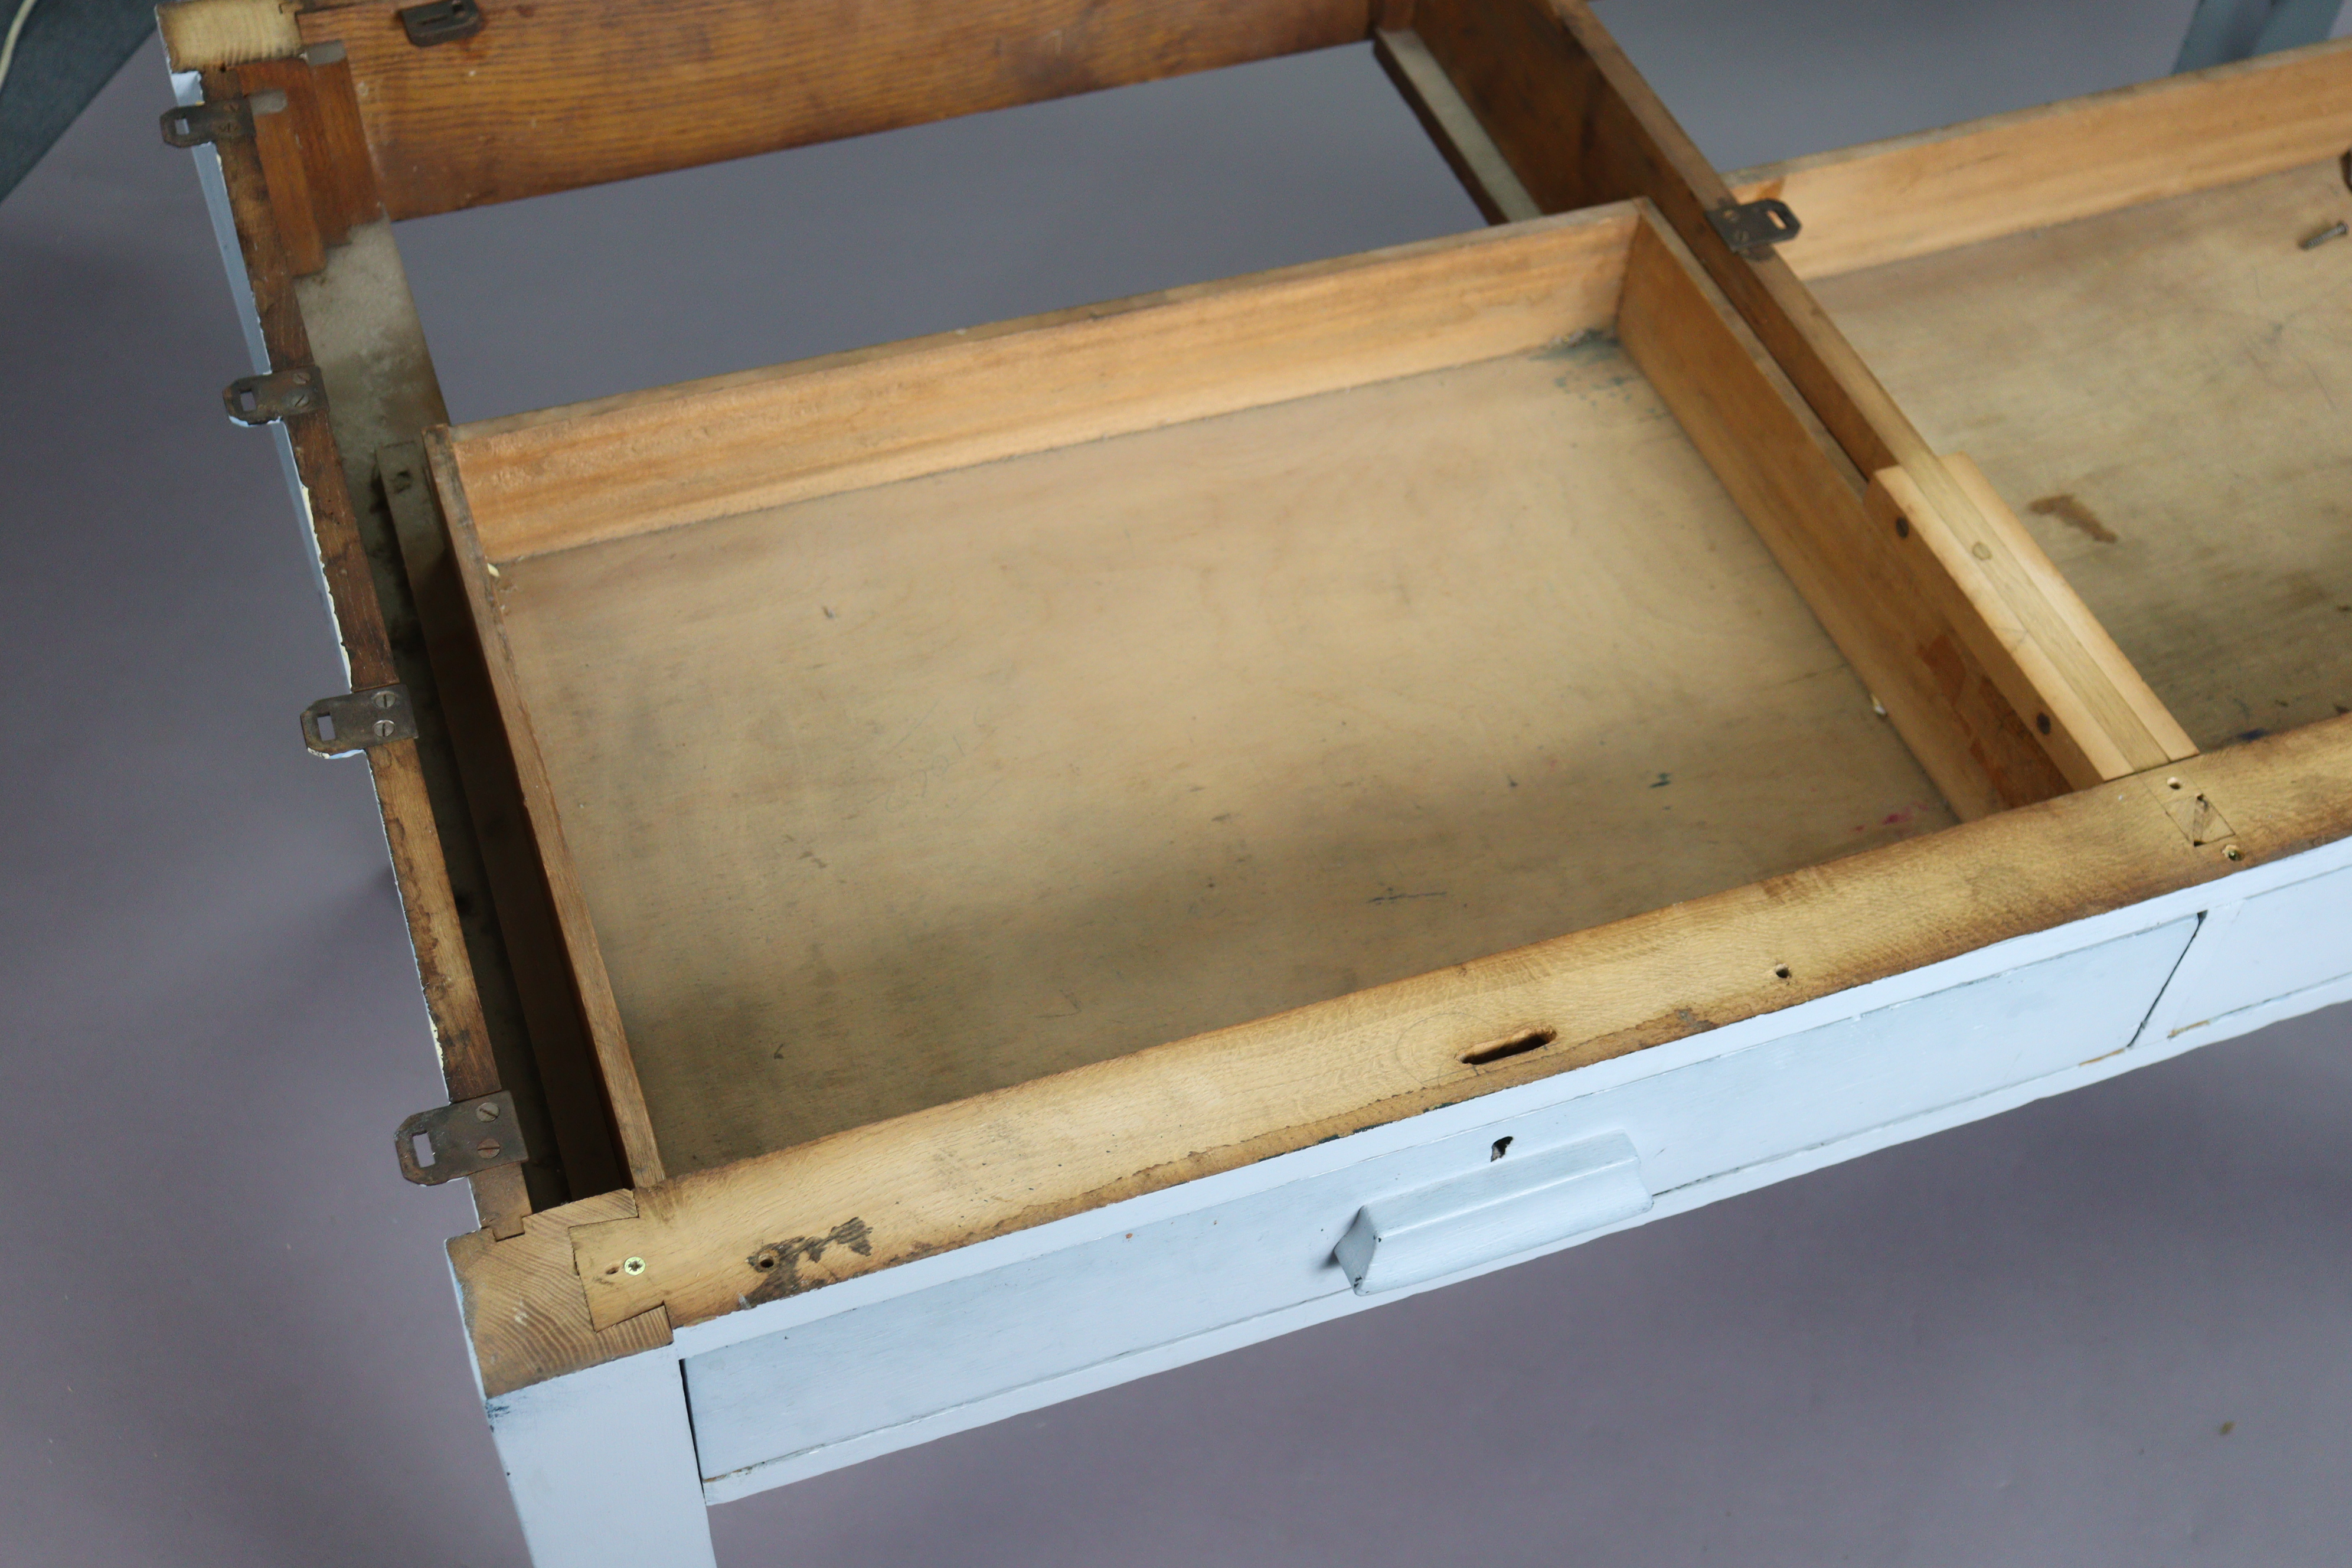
[159,88,287,149]
[397,1091,529,1185]
[399,0,485,46]
[1707,197,1802,258]
[300,683,417,756]
[223,365,327,425]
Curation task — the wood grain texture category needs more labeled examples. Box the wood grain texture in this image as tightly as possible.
[1868,459,2198,788]
[428,432,669,1190]
[158,0,302,71]
[1729,38,2352,282]
[450,1191,672,1400]
[1817,159,2352,755]
[296,0,1377,220]
[482,310,1953,1172]
[554,715,2352,1340]
[1410,0,2196,783]
[1616,214,2064,818]
[233,55,385,276]
[449,210,1637,561]
[201,68,525,1232]
[380,442,632,1201]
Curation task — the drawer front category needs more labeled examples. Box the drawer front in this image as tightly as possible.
[2165,866,2352,1035]
[685,917,2193,1488]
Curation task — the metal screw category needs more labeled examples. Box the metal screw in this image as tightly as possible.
[2305,220,2350,251]
[475,1100,501,1122]
[373,718,398,739]
[622,1256,646,1276]
[373,690,398,709]
[473,1137,501,1160]
[2224,844,2244,862]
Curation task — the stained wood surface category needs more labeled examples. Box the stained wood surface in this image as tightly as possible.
[1410,0,2197,785]
[1816,159,2352,754]
[483,326,1951,1172]
[294,0,1379,220]
[559,715,2352,1340]
[1731,38,2352,282]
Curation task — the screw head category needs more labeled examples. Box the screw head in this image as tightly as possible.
[373,718,398,739]
[372,689,400,710]
[622,1256,646,1276]
[473,1137,501,1160]
[2224,844,2244,862]
[475,1100,501,1122]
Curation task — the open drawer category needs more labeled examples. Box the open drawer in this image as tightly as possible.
[158,0,2352,1560]
[429,202,1973,1185]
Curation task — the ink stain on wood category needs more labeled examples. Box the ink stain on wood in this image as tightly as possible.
[744,1217,874,1302]
[2028,492,2119,543]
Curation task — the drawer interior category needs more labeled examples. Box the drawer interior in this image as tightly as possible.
[437,208,1958,1174]
[1813,156,2352,751]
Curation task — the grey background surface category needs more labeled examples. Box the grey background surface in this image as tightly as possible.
[4,4,2350,1564]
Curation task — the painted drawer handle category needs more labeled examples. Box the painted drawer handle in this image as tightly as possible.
[1334,1131,1652,1296]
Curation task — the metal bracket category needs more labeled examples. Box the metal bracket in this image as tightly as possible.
[1707,197,1802,258]
[159,87,286,149]
[396,1092,528,1185]
[300,683,417,756]
[159,98,252,148]
[223,365,328,424]
[399,0,485,45]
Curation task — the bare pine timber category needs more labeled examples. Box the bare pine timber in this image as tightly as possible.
[433,206,1968,1176]
[1615,219,2066,817]
[1401,0,2197,788]
[1729,37,2352,280]
[1811,158,2352,754]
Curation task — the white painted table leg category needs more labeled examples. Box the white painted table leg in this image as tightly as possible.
[487,1350,715,1568]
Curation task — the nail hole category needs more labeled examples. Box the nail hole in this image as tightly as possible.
[2224,844,2243,861]
[1490,1136,1514,1161]
[1461,1026,1557,1066]
[1893,514,1909,538]
[1773,965,1791,981]
[2036,713,2052,735]
[752,1250,779,1272]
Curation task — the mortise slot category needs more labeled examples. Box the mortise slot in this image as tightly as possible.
[409,1130,436,1170]
[1461,1027,1557,1066]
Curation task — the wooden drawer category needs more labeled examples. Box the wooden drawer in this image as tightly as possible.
[157,2,2352,1562]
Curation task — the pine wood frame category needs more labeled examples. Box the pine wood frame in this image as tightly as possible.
[161,0,2352,1507]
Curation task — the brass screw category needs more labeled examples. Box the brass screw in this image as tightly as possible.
[622,1256,646,1276]
[473,1138,501,1160]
